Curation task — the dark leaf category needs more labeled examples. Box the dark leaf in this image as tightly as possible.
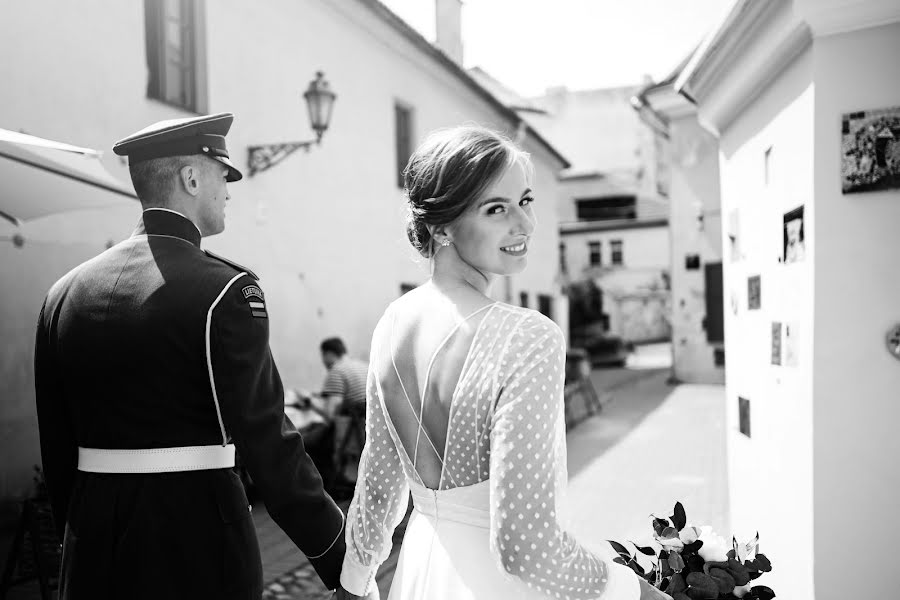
[632,542,656,556]
[751,585,776,600]
[748,571,762,581]
[628,557,646,576]
[613,556,627,566]
[725,558,751,586]
[667,573,687,594]
[755,553,772,572]
[685,572,719,599]
[608,540,631,558]
[686,554,705,572]
[683,539,704,554]
[669,553,685,572]
[659,549,670,561]
[708,567,736,595]
[671,501,687,531]
[653,517,669,536]
[661,526,679,539]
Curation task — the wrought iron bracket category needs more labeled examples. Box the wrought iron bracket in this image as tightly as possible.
[247,139,319,177]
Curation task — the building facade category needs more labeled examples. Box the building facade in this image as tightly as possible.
[633,68,725,383]
[679,1,900,597]
[0,0,568,505]
[485,80,672,344]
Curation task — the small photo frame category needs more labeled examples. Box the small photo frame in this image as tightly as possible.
[783,206,805,264]
[748,275,761,310]
[771,321,782,366]
[842,106,900,194]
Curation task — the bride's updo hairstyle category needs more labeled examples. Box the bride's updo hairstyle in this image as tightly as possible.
[404,126,531,258]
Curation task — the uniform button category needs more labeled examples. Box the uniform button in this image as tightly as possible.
[202,146,210,152]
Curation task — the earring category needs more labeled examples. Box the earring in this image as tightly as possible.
[440,239,452,247]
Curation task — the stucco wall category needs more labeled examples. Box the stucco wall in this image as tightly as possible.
[811,22,900,599]
[668,115,724,383]
[0,0,566,501]
[718,47,815,600]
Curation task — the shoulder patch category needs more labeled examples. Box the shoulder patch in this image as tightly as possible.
[204,250,259,280]
[241,285,267,318]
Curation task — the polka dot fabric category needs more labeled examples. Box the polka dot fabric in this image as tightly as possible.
[340,303,639,598]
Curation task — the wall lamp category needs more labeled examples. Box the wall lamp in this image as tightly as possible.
[247,71,336,176]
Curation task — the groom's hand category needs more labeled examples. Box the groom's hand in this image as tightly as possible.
[638,578,673,600]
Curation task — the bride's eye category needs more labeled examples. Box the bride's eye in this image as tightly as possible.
[486,204,507,215]
[520,196,535,207]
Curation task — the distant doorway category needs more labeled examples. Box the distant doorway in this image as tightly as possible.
[704,262,724,343]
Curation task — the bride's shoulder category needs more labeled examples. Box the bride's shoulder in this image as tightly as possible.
[493,304,565,347]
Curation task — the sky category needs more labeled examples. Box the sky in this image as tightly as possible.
[379,0,730,97]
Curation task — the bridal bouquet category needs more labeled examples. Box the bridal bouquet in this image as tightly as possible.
[609,502,775,599]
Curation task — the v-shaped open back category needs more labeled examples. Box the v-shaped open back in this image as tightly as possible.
[384,301,497,490]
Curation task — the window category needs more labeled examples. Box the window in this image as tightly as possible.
[537,295,554,320]
[588,241,601,266]
[519,292,529,308]
[395,103,414,187]
[559,242,567,274]
[610,240,623,265]
[144,0,207,112]
[575,196,637,221]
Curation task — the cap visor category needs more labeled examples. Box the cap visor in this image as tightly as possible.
[213,156,243,182]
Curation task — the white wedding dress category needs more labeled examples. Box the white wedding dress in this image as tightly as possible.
[339,300,640,599]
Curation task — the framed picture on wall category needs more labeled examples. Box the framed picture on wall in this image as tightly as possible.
[783,206,805,264]
[841,106,900,194]
[748,275,761,310]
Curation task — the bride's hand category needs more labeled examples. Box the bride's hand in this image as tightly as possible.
[638,578,673,599]
[332,585,379,600]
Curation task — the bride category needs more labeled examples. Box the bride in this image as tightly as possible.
[335,126,669,600]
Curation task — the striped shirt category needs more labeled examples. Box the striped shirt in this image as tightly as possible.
[322,357,368,406]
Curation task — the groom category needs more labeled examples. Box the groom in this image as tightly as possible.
[34,113,346,599]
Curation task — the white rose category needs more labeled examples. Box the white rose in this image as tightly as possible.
[697,526,729,562]
[733,583,752,598]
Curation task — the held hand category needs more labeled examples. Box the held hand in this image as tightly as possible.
[332,585,379,600]
[638,578,673,600]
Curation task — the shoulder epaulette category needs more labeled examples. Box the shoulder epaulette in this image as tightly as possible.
[204,250,259,281]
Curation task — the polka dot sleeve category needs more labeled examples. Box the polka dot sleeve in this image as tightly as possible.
[489,315,640,599]
[340,359,410,596]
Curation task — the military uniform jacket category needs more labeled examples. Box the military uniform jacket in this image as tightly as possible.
[34,209,346,599]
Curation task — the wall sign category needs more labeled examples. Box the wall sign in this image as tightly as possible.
[748,275,761,310]
[783,206,805,264]
[842,105,900,194]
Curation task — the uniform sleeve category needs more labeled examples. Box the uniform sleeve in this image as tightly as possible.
[340,347,409,596]
[34,298,77,540]
[209,275,345,590]
[489,315,640,600]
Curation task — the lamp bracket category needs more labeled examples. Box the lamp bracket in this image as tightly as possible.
[247,139,319,177]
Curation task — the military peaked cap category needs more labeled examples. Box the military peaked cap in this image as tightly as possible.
[113,112,243,182]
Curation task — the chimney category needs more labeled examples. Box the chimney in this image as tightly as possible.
[435,0,463,64]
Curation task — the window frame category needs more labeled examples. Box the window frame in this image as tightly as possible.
[144,0,208,114]
[394,101,415,188]
[610,240,624,266]
[588,241,602,267]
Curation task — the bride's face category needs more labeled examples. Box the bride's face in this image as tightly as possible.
[447,162,536,276]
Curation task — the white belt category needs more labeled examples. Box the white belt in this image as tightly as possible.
[77,444,236,473]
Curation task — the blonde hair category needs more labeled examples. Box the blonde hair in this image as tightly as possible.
[404,125,532,257]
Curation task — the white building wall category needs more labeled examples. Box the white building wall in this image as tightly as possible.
[811,22,900,598]
[0,0,566,501]
[668,115,724,383]
[718,48,815,600]
[563,226,668,278]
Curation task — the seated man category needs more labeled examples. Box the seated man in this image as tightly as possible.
[320,338,368,483]
[320,337,368,415]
